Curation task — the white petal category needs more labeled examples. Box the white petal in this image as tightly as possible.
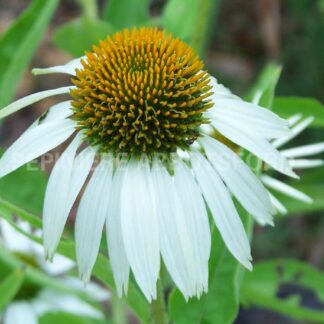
[32,57,86,76]
[289,159,324,169]
[32,290,104,319]
[208,98,290,139]
[268,192,288,215]
[0,119,75,178]
[106,167,130,297]
[75,157,113,282]
[120,159,160,301]
[261,175,313,203]
[39,101,73,122]
[0,86,73,119]
[200,136,274,225]
[207,122,297,178]
[152,160,199,299]
[4,302,37,324]
[173,159,211,296]
[272,116,314,148]
[287,114,303,127]
[190,152,252,270]
[43,133,84,260]
[210,77,240,101]
[281,142,324,158]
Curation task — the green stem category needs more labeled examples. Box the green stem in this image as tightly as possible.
[150,280,168,324]
[111,294,127,324]
[78,0,98,20]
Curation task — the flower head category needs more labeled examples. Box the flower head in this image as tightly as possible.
[0,27,297,301]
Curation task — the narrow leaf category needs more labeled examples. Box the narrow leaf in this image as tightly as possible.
[0,0,59,107]
[0,268,24,311]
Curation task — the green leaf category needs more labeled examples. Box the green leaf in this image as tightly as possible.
[162,0,219,55]
[245,63,282,108]
[0,0,59,107]
[0,268,24,311]
[53,18,116,57]
[103,0,150,29]
[0,153,47,214]
[40,311,108,324]
[0,197,151,323]
[241,259,324,322]
[273,97,324,128]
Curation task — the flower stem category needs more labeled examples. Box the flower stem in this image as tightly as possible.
[78,0,98,20]
[111,294,127,324]
[151,280,169,324]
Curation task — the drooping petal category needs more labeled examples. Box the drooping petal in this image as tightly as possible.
[287,114,302,127]
[209,98,290,139]
[206,122,297,178]
[0,86,73,119]
[43,133,84,260]
[75,157,113,282]
[152,160,199,299]
[3,302,37,324]
[32,57,86,76]
[0,119,76,178]
[120,159,160,301]
[261,175,312,203]
[106,166,130,297]
[272,116,314,148]
[200,136,274,225]
[190,152,252,270]
[289,159,324,169]
[173,159,211,296]
[281,142,324,158]
[268,192,288,215]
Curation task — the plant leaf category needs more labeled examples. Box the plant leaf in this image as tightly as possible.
[53,18,116,57]
[103,0,150,29]
[0,268,24,311]
[245,63,282,108]
[241,259,324,322]
[161,0,220,55]
[273,97,324,128]
[0,0,59,107]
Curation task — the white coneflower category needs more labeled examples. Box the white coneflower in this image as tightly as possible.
[0,28,296,301]
[260,114,324,214]
[0,219,109,324]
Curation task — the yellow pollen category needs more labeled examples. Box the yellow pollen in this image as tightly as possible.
[70,27,213,155]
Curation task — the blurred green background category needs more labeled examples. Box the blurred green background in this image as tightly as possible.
[0,0,323,323]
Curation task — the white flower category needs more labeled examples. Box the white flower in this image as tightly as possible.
[260,114,324,214]
[0,28,296,301]
[0,219,109,324]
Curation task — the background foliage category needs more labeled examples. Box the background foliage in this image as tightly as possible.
[0,0,323,323]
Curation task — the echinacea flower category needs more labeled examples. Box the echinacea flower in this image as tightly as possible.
[260,114,324,214]
[0,219,109,324]
[0,27,296,301]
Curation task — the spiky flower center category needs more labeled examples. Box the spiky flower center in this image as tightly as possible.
[70,27,213,155]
